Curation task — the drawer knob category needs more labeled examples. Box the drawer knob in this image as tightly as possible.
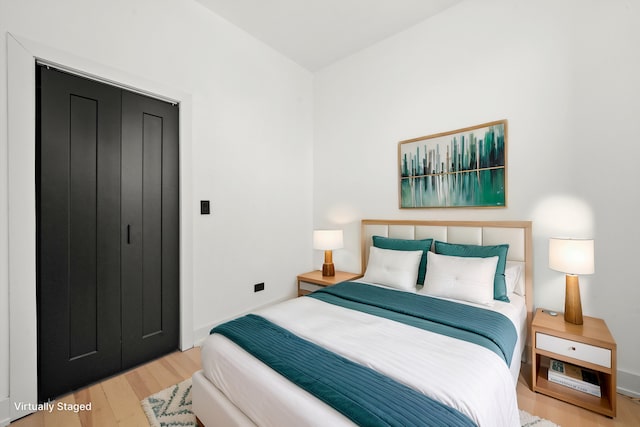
[569,346,576,351]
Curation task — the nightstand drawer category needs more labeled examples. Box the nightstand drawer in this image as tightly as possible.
[536,332,611,368]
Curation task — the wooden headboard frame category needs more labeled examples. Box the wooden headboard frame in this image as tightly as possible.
[361,219,534,329]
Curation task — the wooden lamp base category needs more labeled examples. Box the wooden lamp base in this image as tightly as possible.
[322,250,335,277]
[564,274,583,325]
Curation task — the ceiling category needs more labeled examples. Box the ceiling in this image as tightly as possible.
[195,0,463,71]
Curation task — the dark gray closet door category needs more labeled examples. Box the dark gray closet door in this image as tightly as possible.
[37,66,122,401]
[37,66,179,401]
[121,91,179,369]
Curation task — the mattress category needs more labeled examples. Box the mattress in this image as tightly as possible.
[199,282,526,427]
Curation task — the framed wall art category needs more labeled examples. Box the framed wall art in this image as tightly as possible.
[399,120,507,208]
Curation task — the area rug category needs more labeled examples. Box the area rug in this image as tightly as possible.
[141,378,197,427]
[142,378,559,427]
[519,409,560,427]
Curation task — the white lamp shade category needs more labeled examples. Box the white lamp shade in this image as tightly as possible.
[549,238,594,275]
[313,230,343,250]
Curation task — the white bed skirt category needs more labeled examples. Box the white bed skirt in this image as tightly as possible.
[192,370,256,427]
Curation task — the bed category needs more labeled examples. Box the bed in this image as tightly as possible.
[193,219,533,427]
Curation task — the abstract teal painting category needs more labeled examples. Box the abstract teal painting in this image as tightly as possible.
[399,120,507,208]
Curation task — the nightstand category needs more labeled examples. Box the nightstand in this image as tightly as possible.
[297,270,363,297]
[531,308,617,417]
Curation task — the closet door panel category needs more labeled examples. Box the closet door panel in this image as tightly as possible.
[68,95,98,359]
[37,66,122,401]
[142,113,163,336]
[121,91,179,368]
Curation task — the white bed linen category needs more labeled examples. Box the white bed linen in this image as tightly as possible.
[360,280,527,383]
[201,289,523,427]
[422,290,527,383]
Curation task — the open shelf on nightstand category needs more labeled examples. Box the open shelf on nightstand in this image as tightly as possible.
[531,308,616,418]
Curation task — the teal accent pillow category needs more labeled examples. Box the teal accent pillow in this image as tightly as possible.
[434,241,510,302]
[372,236,433,285]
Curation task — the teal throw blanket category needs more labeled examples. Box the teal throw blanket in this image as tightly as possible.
[211,314,476,427]
[309,281,517,365]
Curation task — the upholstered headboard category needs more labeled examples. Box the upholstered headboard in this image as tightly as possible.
[361,219,534,327]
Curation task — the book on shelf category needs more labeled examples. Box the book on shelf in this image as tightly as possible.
[548,359,601,397]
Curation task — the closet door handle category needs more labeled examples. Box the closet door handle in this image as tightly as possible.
[127,224,131,244]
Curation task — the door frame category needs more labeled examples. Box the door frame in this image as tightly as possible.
[7,33,194,421]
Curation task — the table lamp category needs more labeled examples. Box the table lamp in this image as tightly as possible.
[313,230,343,277]
[548,238,595,325]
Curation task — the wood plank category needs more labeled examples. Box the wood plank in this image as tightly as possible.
[145,355,183,389]
[185,346,202,366]
[124,365,162,401]
[74,383,117,427]
[100,373,148,426]
[43,393,82,427]
[165,350,200,379]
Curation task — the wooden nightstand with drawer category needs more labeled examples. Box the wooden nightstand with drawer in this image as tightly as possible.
[531,308,617,417]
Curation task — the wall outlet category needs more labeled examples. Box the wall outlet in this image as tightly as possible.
[254,282,265,292]
[200,200,210,214]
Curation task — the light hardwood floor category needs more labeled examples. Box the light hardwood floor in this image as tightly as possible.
[11,348,201,427]
[11,349,640,426]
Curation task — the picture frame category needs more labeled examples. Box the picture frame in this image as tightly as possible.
[398,120,507,208]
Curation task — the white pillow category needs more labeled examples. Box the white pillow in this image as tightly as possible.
[505,261,525,296]
[419,251,499,305]
[363,246,422,292]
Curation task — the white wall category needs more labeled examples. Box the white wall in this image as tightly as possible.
[314,0,640,395]
[2,0,639,421]
[0,0,313,422]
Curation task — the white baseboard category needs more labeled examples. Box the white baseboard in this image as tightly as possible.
[618,369,640,398]
[193,324,212,348]
[0,398,10,427]
[193,295,293,347]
